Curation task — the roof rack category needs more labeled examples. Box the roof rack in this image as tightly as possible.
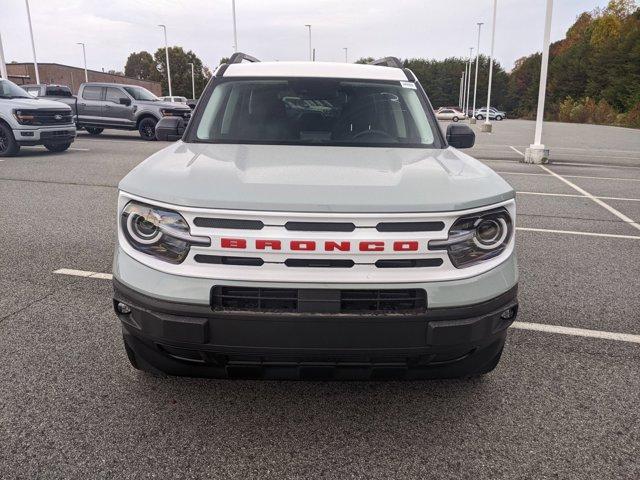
[228,52,260,64]
[369,57,403,69]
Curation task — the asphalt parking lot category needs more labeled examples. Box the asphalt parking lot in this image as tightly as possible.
[1,119,639,479]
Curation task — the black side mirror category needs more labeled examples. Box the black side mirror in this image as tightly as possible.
[155,116,185,141]
[119,97,131,106]
[446,123,475,149]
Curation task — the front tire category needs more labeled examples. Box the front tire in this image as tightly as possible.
[496,115,503,121]
[138,117,157,141]
[0,123,20,157]
[85,127,103,135]
[44,142,72,153]
[452,116,459,122]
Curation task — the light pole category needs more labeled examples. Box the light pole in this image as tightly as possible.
[481,0,498,133]
[231,0,238,52]
[77,43,88,82]
[465,47,473,120]
[459,73,464,109]
[305,25,312,61]
[462,61,468,112]
[188,62,195,99]
[25,0,40,84]
[470,23,483,124]
[158,24,172,97]
[0,33,7,80]
[343,47,348,63]
[524,0,553,164]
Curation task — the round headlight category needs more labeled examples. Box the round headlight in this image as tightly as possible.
[127,212,161,244]
[473,217,507,249]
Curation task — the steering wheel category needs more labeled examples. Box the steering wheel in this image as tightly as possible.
[352,129,396,141]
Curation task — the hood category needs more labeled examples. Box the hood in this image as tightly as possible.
[3,97,72,110]
[119,143,515,213]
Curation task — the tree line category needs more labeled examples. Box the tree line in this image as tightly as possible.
[359,0,639,128]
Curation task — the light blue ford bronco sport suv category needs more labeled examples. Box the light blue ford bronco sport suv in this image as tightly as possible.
[113,54,518,380]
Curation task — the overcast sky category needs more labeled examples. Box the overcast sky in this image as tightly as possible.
[1,0,609,73]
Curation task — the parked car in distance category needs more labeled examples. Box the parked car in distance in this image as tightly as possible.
[159,96,188,104]
[64,83,191,140]
[113,53,518,380]
[474,107,506,121]
[436,108,466,122]
[186,98,198,110]
[0,79,76,156]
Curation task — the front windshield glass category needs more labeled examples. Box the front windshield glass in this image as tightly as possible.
[0,79,32,99]
[196,78,437,147]
[123,86,158,101]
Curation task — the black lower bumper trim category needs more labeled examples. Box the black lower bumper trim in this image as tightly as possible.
[113,279,517,372]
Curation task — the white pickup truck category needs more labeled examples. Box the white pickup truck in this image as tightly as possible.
[0,78,76,156]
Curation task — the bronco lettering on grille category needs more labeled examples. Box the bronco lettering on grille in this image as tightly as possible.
[219,238,424,252]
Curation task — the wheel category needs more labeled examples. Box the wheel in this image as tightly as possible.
[138,117,158,141]
[85,127,103,135]
[496,115,503,121]
[44,142,72,153]
[476,114,484,120]
[452,116,459,122]
[0,123,20,157]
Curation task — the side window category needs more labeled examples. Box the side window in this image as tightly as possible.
[105,87,125,103]
[46,86,72,97]
[82,86,102,101]
[25,87,40,97]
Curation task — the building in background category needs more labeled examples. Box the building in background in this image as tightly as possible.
[6,62,161,95]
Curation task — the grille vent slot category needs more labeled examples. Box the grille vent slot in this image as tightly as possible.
[193,218,264,230]
[376,221,445,232]
[285,222,356,232]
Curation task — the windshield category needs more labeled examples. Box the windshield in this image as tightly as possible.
[0,79,32,99]
[195,78,437,148]
[123,86,158,101]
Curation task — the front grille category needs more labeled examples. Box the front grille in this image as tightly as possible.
[211,286,427,314]
[21,109,73,125]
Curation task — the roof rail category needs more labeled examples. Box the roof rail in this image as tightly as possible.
[228,52,260,64]
[369,57,403,69]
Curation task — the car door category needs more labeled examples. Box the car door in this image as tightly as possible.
[438,109,453,120]
[103,87,135,127]
[78,86,104,123]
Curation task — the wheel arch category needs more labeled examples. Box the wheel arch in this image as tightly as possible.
[135,112,160,128]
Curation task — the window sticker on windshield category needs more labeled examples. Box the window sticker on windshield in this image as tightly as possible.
[400,81,416,89]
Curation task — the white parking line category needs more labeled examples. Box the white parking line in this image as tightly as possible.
[496,171,640,183]
[512,322,640,344]
[516,227,640,240]
[517,191,640,202]
[53,268,113,279]
[52,268,640,345]
[485,158,640,170]
[538,164,640,232]
[509,146,523,156]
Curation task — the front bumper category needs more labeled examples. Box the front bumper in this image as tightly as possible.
[14,125,76,146]
[113,277,518,379]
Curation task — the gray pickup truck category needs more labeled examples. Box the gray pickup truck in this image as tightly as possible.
[25,82,192,140]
